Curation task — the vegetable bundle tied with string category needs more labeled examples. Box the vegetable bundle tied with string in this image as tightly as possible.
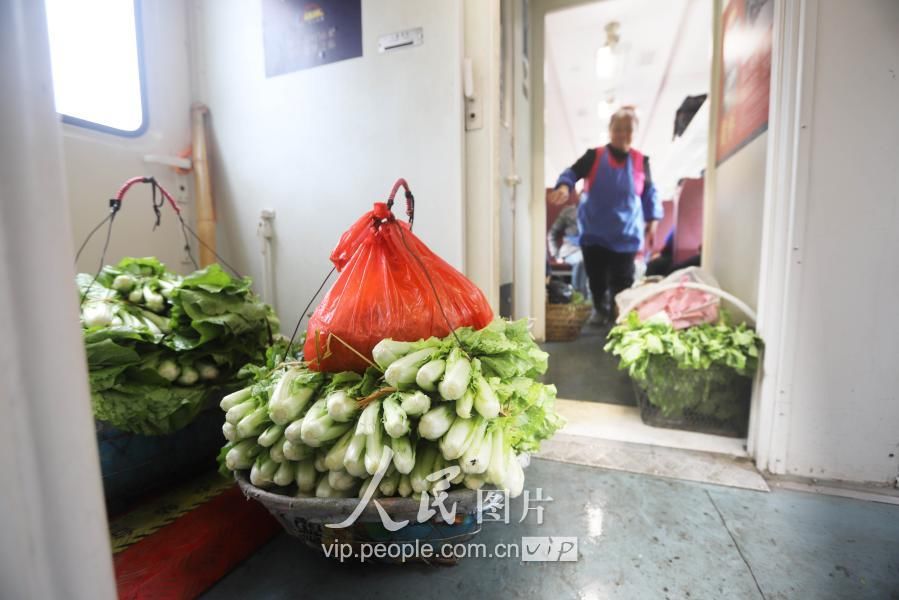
[79,257,279,435]
[302,184,494,373]
[219,318,564,499]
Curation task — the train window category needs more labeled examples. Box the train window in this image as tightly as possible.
[45,0,147,136]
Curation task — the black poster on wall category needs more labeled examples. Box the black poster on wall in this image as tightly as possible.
[262,0,363,77]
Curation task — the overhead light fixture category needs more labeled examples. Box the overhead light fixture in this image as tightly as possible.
[595,21,620,81]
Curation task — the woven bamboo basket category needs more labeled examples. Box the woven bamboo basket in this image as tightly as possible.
[545,302,592,342]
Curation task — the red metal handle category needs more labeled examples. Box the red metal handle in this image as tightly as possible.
[114,176,182,215]
[385,178,414,227]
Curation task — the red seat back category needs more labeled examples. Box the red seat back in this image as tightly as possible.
[652,199,676,255]
[673,178,704,264]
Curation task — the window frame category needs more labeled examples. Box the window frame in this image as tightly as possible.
[56,0,149,137]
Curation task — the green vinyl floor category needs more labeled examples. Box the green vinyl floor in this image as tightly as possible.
[203,458,899,600]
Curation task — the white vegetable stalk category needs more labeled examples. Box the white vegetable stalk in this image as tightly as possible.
[158,280,176,299]
[399,391,431,417]
[486,427,507,486]
[225,439,261,471]
[463,473,486,490]
[301,399,353,447]
[364,422,385,476]
[316,475,341,498]
[268,436,286,463]
[390,435,416,474]
[326,390,358,422]
[410,443,439,493]
[236,405,269,439]
[283,438,312,461]
[250,461,271,488]
[397,474,413,497]
[112,274,135,292]
[456,388,474,419]
[269,370,317,425]
[418,404,456,440]
[431,455,447,490]
[504,445,525,498]
[379,468,400,496]
[296,459,317,493]
[415,358,446,392]
[328,469,358,492]
[157,359,181,383]
[220,386,252,411]
[355,400,381,436]
[371,339,416,370]
[226,399,257,425]
[343,433,368,477]
[450,466,465,485]
[128,288,144,304]
[177,365,199,386]
[381,396,409,438]
[440,416,485,460]
[438,347,472,400]
[143,284,165,312]
[284,418,304,443]
[259,454,279,479]
[222,422,238,443]
[197,361,219,380]
[384,348,436,389]
[460,428,492,474]
[324,428,356,471]
[473,373,501,419]
[357,477,382,499]
[257,423,285,447]
[314,451,328,473]
[273,461,295,486]
[83,302,114,328]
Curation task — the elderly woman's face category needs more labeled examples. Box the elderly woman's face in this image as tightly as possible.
[609,115,635,151]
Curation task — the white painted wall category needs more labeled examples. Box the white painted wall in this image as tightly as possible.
[66,0,195,275]
[775,0,899,484]
[707,132,767,309]
[190,0,465,329]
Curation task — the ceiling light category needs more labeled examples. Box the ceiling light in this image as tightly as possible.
[595,21,620,81]
[595,45,615,80]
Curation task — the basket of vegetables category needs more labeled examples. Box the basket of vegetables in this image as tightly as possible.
[605,289,762,437]
[79,257,278,509]
[545,300,592,342]
[545,279,592,342]
[220,319,563,562]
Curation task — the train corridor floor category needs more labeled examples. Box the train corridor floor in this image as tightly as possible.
[203,457,899,600]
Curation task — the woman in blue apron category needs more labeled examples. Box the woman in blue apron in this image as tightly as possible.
[549,107,663,324]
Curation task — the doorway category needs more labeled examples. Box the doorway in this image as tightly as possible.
[525,0,750,458]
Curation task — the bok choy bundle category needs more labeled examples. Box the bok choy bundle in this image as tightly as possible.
[79,257,279,435]
[218,319,564,499]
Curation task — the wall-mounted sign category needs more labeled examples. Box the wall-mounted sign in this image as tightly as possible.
[716,0,773,164]
[262,0,363,78]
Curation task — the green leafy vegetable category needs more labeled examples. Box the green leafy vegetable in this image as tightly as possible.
[78,257,280,435]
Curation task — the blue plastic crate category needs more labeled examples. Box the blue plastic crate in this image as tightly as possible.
[96,408,225,514]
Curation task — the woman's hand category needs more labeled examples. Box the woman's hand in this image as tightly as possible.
[549,185,570,206]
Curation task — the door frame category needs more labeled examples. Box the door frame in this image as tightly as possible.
[526,0,813,471]
[748,0,818,473]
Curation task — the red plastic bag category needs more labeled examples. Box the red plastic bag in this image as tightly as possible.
[304,181,493,372]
